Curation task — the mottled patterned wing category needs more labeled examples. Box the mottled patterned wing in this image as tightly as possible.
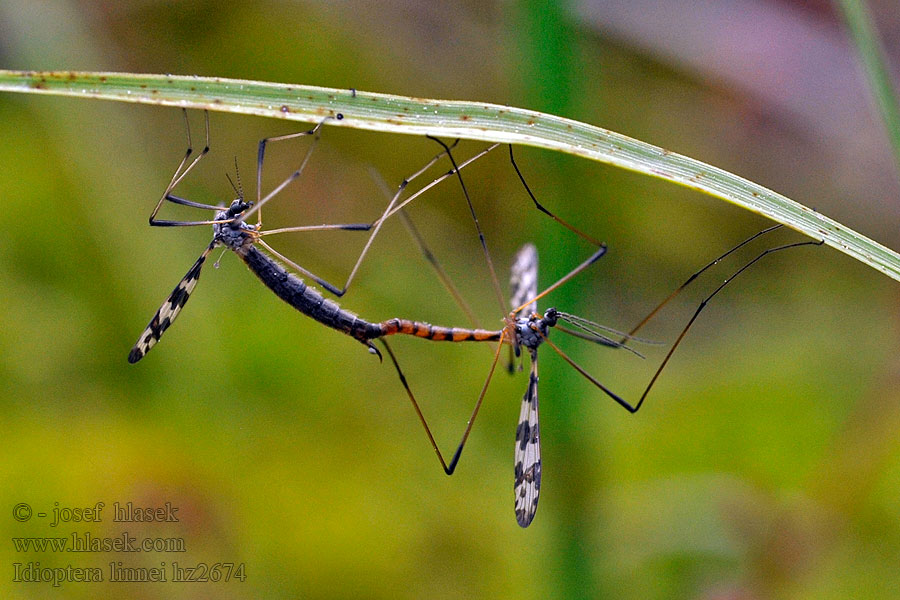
[514,354,542,527]
[128,243,215,363]
[510,243,538,316]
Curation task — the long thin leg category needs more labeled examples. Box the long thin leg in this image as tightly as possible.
[621,224,784,341]
[327,141,468,298]
[253,139,468,298]
[397,208,484,330]
[512,244,608,315]
[239,116,335,226]
[381,141,610,312]
[368,166,483,332]
[543,237,823,414]
[427,136,508,316]
[256,238,357,294]
[253,139,610,304]
[148,110,222,227]
[508,144,604,248]
[260,223,372,235]
[162,194,223,212]
[380,144,608,253]
[381,144,501,222]
[381,331,508,475]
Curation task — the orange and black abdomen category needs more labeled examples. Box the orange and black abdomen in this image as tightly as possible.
[238,245,503,346]
[378,318,502,342]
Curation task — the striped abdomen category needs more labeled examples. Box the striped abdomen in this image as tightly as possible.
[239,244,503,346]
[377,318,502,342]
[238,245,382,342]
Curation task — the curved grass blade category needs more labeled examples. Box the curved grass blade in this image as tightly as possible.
[0,70,898,282]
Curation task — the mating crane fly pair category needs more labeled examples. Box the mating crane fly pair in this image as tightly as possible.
[129,110,820,528]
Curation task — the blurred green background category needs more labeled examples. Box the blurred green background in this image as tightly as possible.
[2,1,900,598]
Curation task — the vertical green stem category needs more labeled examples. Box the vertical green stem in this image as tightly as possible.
[835,0,900,179]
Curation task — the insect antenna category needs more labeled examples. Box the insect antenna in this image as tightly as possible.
[225,156,244,201]
[552,313,649,358]
[225,172,240,198]
[555,311,658,346]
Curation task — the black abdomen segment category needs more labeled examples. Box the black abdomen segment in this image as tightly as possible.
[239,245,381,342]
[239,245,504,345]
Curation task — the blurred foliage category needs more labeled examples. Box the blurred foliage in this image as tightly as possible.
[1,1,899,599]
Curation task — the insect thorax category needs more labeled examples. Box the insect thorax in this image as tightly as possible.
[213,199,257,250]
[515,311,554,352]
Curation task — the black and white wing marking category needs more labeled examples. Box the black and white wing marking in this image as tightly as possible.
[510,243,538,316]
[511,242,541,527]
[514,354,541,527]
[128,243,215,363]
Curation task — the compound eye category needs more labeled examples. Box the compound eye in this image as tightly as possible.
[226,199,253,219]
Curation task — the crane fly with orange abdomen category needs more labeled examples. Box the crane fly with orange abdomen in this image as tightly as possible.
[128,110,821,528]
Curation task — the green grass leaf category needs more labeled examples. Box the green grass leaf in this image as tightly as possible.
[2,69,898,282]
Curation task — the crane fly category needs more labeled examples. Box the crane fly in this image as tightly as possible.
[129,110,822,528]
[128,110,489,363]
[506,243,646,526]
[405,230,821,528]
[373,139,822,527]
